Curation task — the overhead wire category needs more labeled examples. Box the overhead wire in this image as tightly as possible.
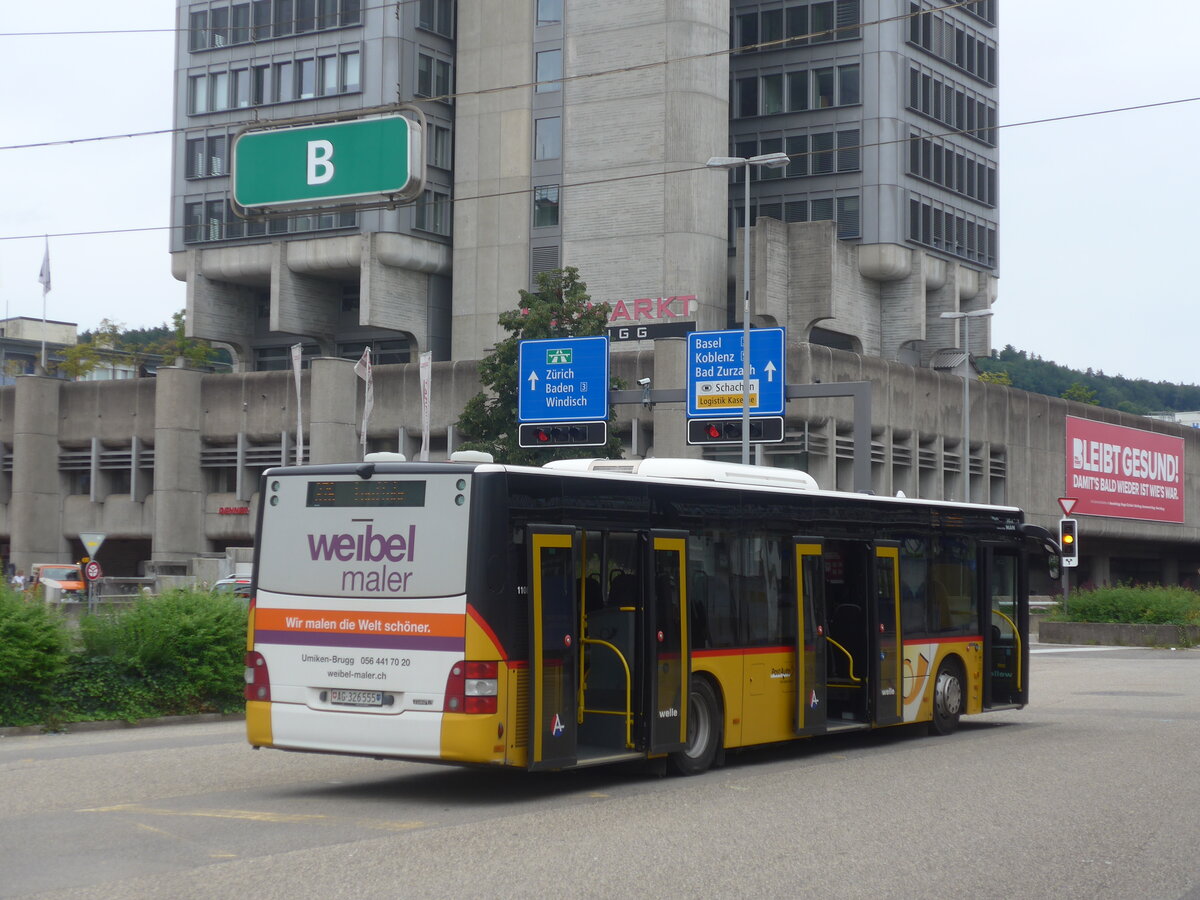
[3,93,1197,244]
[2,1,1195,243]
[0,0,980,151]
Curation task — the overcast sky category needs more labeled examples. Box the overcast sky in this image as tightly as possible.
[2,1,1198,384]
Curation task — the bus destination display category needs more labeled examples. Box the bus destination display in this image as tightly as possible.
[306,480,427,508]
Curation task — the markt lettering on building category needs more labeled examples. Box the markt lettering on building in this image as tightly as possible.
[607,295,696,323]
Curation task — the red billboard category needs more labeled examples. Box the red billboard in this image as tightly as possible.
[1065,416,1185,523]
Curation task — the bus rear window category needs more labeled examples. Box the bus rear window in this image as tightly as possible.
[306,480,427,508]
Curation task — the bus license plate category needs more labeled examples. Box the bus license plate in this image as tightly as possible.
[329,689,384,707]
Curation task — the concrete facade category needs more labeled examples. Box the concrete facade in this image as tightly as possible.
[2,345,1197,589]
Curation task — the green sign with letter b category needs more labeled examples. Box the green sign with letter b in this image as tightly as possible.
[232,115,424,211]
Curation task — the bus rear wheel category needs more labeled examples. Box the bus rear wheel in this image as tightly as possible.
[669,678,721,775]
[930,659,964,736]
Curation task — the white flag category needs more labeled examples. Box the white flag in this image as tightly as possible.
[38,238,51,295]
[354,347,374,460]
[419,351,432,461]
[290,343,304,465]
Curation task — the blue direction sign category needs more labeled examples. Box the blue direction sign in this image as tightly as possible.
[518,336,610,423]
[687,328,785,417]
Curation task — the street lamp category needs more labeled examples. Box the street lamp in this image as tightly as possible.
[707,152,791,465]
[940,309,994,502]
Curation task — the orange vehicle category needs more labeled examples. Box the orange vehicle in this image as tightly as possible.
[30,563,86,601]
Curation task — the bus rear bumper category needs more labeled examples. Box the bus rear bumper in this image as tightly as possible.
[252,701,445,759]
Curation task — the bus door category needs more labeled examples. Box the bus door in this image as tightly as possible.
[871,543,903,727]
[793,539,827,736]
[981,544,1028,708]
[527,525,579,771]
[644,532,689,753]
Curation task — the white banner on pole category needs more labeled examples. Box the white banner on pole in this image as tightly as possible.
[354,347,374,460]
[419,351,432,461]
[290,343,304,464]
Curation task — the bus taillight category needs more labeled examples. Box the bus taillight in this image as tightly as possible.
[444,660,498,714]
[244,651,271,702]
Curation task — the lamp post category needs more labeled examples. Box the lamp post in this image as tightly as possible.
[940,309,993,502]
[706,152,791,465]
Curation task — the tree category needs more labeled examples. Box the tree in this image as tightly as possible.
[978,369,1012,386]
[1061,382,1099,405]
[148,310,217,369]
[456,267,623,465]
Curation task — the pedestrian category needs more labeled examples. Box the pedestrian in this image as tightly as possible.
[10,569,26,592]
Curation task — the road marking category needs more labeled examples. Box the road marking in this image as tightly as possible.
[1032,645,1125,654]
[81,803,424,833]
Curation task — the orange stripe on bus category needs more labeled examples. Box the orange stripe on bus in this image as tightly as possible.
[254,608,465,638]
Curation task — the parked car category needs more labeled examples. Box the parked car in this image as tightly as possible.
[30,563,86,602]
[212,575,251,599]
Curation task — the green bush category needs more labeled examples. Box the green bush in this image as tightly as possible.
[1048,584,1200,625]
[0,591,72,726]
[78,589,247,715]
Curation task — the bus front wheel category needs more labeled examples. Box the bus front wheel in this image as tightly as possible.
[930,659,964,736]
[669,678,721,775]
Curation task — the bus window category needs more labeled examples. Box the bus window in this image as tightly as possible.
[930,535,976,635]
[899,537,930,636]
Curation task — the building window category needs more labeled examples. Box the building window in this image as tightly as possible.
[341,50,361,92]
[274,0,294,36]
[536,49,562,92]
[417,54,452,99]
[188,75,208,114]
[761,74,784,114]
[210,71,230,110]
[907,64,996,146]
[536,0,562,26]
[189,11,209,50]
[429,124,452,169]
[908,194,996,266]
[210,6,230,45]
[534,116,561,160]
[742,63,860,118]
[906,130,996,206]
[297,58,316,98]
[185,134,228,178]
[737,77,758,117]
[414,189,452,235]
[533,185,560,227]
[737,0,859,48]
[274,61,294,102]
[319,56,338,95]
[418,0,453,36]
[907,1,995,85]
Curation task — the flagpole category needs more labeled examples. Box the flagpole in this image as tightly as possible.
[39,236,50,373]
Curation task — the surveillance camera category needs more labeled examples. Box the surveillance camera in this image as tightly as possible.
[637,377,651,386]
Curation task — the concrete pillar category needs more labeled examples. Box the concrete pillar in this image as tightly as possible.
[10,375,65,573]
[152,366,205,561]
[650,338,697,459]
[309,357,359,464]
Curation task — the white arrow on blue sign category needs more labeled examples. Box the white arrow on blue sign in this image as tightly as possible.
[518,336,610,423]
[687,328,786,417]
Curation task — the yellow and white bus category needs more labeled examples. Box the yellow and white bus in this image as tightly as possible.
[245,455,1057,774]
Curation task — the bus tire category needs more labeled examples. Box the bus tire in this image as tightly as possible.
[930,658,964,736]
[669,677,721,776]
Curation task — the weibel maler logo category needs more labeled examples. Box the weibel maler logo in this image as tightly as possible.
[307,522,418,593]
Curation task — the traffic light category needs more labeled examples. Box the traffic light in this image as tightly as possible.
[1059,518,1079,567]
[518,421,608,449]
[687,416,784,445]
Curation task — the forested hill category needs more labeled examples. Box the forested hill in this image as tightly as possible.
[977,346,1200,415]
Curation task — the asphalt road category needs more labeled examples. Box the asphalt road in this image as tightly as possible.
[2,642,1198,900]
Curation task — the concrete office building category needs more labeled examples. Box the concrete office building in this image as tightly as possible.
[171,0,997,369]
[0,1,1189,585]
